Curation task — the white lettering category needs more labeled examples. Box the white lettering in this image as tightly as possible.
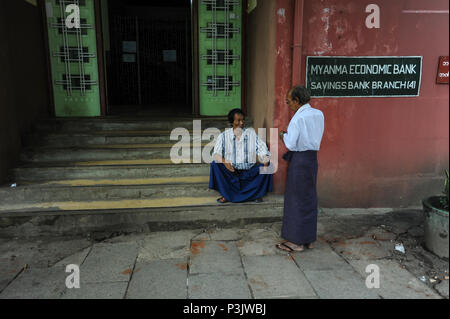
[394,64,417,75]
[184,303,217,316]
[311,65,323,75]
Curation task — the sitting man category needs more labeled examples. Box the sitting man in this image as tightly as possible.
[210,108,273,203]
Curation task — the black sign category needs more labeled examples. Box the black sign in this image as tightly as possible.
[306,57,422,97]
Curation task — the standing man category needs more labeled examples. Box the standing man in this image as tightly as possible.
[276,86,325,252]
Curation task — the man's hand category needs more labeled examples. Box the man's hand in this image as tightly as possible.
[224,162,235,173]
[214,154,235,173]
[279,130,287,140]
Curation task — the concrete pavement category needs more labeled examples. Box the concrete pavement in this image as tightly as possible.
[0,209,448,299]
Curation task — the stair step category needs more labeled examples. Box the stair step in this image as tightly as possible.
[25,131,207,148]
[20,147,205,163]
[24,176,210,187]
[0,193,283,213]
[12,164,210,182]
[0,183,215,205]
[34,117,235,133]
[0,196,284,238]
[1,197,221,212]
[26,142,210,150]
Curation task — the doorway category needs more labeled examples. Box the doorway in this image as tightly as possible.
[103,0,193,116]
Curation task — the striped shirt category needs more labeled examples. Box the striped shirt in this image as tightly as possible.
[214,128,271,170]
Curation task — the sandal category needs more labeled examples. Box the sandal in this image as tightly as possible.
[276,243,294,252]
[276,242,305,252]
[217,197,229,204]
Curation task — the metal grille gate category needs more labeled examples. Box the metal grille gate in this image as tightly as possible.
[108,15,191,107]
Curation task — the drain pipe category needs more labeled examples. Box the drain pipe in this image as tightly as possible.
[292,0,304,86]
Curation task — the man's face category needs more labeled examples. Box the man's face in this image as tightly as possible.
[286,91,300,112]
[232,113,245,130]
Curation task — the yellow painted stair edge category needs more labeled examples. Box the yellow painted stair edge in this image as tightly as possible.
[2,197,220,212]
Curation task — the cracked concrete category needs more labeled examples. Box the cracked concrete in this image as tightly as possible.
[0,209,448,299]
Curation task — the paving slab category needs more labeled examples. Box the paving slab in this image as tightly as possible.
[292,239,354,271]
[54,247,91,269]
[189,241,244,275]
[384,210,424,235]
[243,228,278,241]
[62,282,128,299]
[237,228,279,257]
[126,258,188,299]
[303,269,380,299]
[435,280,449,299]
[349,259,442,299]
[188,273,251,299]
[207,228,243,241]
[242,255,316,299]
[0,261,24,293]
[316,218,354,242]
[237,237,280,257]
[81,242,138,283]
[0,237,91,269]
[191,231,212,242]
[0,267,67,299]
[362,227,397,242]
[331,236,393,261]
[321,208,393,216]
[137,230,199,262]
[270,222,282,236]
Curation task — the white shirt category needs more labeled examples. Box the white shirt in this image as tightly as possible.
[214,128,271,170]
[283,104,325,152]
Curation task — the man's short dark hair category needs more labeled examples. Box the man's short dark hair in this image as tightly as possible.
[228,108,245,124]
[290,86,311,105]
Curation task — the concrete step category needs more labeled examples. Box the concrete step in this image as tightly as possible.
[0,195,284,238]
[20,147,207,163]
[0,193,283,211]
[0,182,215,204]
[25,132,205,148]
[34,117,234,133]
[11,164,210,182]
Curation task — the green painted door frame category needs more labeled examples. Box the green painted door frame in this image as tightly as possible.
[42,0,106,117]
[195,0,246,116]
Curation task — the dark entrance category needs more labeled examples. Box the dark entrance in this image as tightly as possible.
[105,0,192,116]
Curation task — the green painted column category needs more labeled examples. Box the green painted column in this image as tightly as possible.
[198,0,242,116]
[45,0,101,117]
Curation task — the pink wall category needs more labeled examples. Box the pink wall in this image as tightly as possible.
[273,0,449,207]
